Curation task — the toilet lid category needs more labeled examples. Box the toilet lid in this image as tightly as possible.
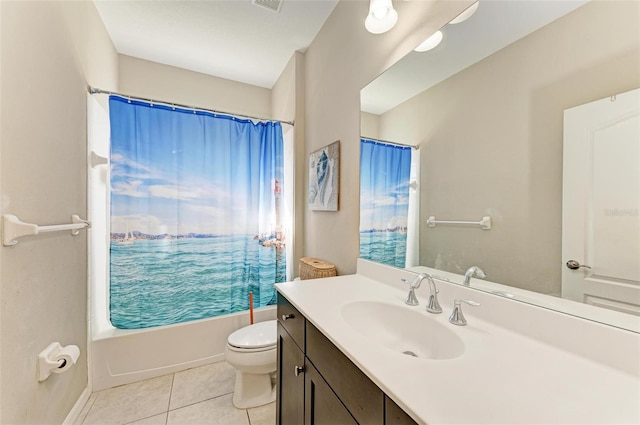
[228,320,277,349]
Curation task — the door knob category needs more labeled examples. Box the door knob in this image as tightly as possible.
[566,260,591,270]
[294,365,304,376]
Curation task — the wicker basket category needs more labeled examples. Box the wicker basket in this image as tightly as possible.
[299,257,337,280]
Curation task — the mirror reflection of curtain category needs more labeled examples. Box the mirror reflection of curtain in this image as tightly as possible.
[360,138,417,268]
[108,95,285,329]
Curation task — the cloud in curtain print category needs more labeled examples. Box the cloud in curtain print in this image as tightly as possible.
[110,152,257,236]
[360,180,410,231]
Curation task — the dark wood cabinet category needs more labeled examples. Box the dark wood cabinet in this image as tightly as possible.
[277,322,305,425]
[277,293,418,425]
[305,359,357,425]
[385,396,418,425]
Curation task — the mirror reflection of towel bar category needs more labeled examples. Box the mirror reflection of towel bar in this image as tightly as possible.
[2,214,90,246]
[427,216,491,230]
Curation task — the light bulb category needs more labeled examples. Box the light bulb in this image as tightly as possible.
[365,0,398,34]
[414,31,443,52]
[373,7,388,19]
[449,1,479,24]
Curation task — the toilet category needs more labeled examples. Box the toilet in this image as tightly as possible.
[224,320,277,409]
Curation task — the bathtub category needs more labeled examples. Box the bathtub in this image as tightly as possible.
[91,305,276,391]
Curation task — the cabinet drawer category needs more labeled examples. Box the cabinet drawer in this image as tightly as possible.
[306,321,384,425]
[277,293,305,350]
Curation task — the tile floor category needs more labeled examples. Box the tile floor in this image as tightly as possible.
[74,362,275,425]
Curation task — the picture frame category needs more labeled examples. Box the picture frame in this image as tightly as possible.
[308,140,340,211]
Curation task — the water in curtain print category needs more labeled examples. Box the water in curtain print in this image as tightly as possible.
[110,237,284,329]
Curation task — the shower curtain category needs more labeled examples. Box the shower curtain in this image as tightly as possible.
[360,138,414,268]
[108,95,285,329]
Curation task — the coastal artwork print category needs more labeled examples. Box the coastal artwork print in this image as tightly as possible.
[109,96,285,329]
[359,139,412,268]
[309,140,339,211]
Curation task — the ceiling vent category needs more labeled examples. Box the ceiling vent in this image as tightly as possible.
[252,0,283,13]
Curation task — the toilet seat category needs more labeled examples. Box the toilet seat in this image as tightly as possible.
[227,320,277,350]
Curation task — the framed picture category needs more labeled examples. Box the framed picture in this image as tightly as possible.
[309,140,340,211]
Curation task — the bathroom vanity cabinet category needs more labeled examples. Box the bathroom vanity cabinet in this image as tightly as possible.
[276,293,417,425]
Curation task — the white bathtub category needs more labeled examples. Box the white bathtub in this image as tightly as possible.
[90,305,276,391]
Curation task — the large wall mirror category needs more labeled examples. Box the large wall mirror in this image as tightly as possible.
[360,0,639,331]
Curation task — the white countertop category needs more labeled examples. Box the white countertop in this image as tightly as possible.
[276,260,640,425]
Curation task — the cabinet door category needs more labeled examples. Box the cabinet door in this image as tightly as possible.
[385,396,418,425]
[277,323,305,425]
[304,360,357,425]
[306,322,384,424]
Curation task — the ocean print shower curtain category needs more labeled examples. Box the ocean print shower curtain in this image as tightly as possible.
[108,96,285,329]
[360,138,412,268]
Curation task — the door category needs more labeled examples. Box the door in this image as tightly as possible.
[562,88,640,315]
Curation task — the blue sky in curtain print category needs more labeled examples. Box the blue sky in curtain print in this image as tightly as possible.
[109,95,283,237]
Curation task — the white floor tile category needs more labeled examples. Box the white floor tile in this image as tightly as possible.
[169,362,236,410]
[247,402,275,425]
[83,375,173,425]
[167,394,249,425]
[126,413,168,425]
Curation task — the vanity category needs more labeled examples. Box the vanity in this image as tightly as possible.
[275,259,640,425]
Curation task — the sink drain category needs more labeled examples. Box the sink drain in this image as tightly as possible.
[402,350,418,357]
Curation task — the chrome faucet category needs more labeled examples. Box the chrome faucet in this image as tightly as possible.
[463,266,486,286]
[402,273,427,306]
[402,273,442,313]
[449,299,480,326]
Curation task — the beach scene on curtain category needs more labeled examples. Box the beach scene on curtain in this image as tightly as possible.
[359,139,412,268]
[108,96,285,329]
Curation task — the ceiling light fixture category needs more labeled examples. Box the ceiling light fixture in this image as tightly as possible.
[365,0,398,34]
[449,1,479,24]
[414,30,443,52]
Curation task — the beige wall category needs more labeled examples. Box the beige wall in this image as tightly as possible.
[376,1,640,293]
[360,112,380,140]
[304,0,474,275]
[272,52,306,271]
[118,55,272,119]
[0,1,117,423]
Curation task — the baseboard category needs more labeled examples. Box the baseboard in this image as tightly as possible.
[62,387,91,425]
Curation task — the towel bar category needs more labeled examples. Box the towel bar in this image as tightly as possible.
[426,216,491,230]
[2,214,90,246]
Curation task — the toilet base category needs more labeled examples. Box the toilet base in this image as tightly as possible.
[232,370,276,409]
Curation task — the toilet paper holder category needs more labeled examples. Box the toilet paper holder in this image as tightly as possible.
[38,342,80,382]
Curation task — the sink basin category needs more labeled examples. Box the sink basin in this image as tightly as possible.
[341,301,465,360]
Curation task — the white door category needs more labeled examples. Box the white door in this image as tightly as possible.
[562,88,640,315]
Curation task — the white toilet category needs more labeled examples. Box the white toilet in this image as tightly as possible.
[224,320,277,409]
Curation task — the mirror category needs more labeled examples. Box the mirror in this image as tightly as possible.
[360,0,640,331]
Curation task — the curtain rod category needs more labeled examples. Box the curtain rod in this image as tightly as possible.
[361,136,419,150]
[87,86,294,127]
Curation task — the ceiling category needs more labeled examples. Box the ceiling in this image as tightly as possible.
[361,0,589,115]
[93,0,339,89]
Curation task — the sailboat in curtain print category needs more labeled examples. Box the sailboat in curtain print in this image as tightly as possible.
[116,221,134,246]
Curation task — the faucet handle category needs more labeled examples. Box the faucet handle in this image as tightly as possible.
[401,278,420,306]
[449,299,480,326]
[405,287,419,306]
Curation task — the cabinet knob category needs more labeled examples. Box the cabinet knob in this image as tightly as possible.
[294,365,304,376]
[281,313,294,321]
